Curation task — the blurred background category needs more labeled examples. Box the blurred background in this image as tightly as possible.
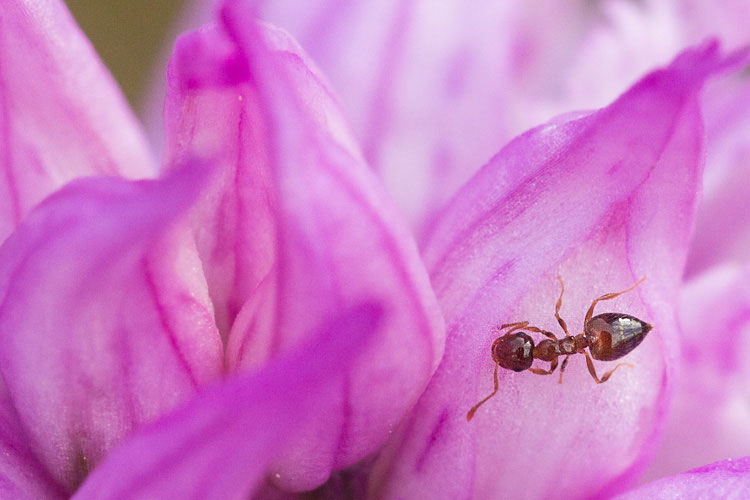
[65,0,186,107]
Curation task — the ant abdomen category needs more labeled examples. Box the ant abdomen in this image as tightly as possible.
[585,313,652,361]
[492,333,534,371]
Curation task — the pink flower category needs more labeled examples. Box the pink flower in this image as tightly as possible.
[0,1,748,499]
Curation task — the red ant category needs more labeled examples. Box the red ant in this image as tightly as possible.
[467,276,652,421]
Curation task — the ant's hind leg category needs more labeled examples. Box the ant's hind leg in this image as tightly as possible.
[529,357,559,375]
[555,276,570,336]
[584,277,647,323]
[583,351,633,383]
[467,364,500,421]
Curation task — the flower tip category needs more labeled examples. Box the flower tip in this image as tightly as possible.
[170,26,248,90]
[674,38,750,80]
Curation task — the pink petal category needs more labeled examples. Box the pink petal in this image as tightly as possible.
[257,0,602,229]
[616,457,750,500]
[684,74,750,276]
[369,42,746,500]
[256,0,750,234]
[0,0,156,242]
[164,6,444,491]
[72,303,382,500]
[0,386,67,499]
[0,164,223,492]
[641,264,750,482]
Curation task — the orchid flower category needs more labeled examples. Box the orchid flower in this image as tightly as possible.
[1,0,444,497]
[0,1,749,500]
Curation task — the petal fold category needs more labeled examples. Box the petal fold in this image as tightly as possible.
[0,0,156,242]
[641,264,750,482]
[0,163,223,491]
[616,457,750,500]
[73,303,382,500]
[370,42,740,500]
[164,6,444,491]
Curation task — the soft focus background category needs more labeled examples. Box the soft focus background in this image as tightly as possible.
[65,0,185,106]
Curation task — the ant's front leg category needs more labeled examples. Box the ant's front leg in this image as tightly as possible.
[497,321,529,335]
[498,321,556,340]
[467,363,500,421]
[524,325,558,340]
[529,357,558,375]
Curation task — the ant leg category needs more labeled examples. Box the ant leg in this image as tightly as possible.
[584,277,647,323]
[583,351,633,383]
[558,356,570,384]
[529,357,559,375]
[555,276,570,336]
[499,321,556,340]
[499,321,527,330]
[524,325,557,340]
[496,321,528,335]
[467,363,499,421]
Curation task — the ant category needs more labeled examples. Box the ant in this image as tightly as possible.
[467,276,652,421]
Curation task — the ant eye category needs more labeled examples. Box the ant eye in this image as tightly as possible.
[492,333,534,372]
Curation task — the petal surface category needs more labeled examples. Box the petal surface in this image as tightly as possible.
[684,73,750,276]
[641,264,750,482]
[616,457,750,500]
[0,0,156,242]
[164,6,444,491]
[0,387,67,500]
[72,303,382,500]
[369,43,744,500]
[0,164,223,491]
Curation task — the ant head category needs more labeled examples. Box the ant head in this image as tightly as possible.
[492,332,534,372]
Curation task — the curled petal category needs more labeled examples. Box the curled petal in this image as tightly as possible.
[165,6,444,491]
[616,457,750,500]
[370,42,747,500]
[0,164,223,491]
[164,22,276,337]
[73,303,382,500]
[641,264,750,482]
[0,0,156,241]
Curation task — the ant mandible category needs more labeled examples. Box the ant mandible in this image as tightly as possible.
[467,276,652,421]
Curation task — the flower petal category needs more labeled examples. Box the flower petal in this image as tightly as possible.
[257,0,599,228]
[0,163,223,491]
[0,0,156,242]
[616,457,750,500]
[641,264,750,482]
[72,303,382,500]
[684,73,750,276]
[0,387,67,500]
[165,6,444,491]
[369,42,746,500]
